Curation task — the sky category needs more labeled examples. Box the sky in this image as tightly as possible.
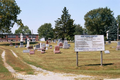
[12,0,120,34]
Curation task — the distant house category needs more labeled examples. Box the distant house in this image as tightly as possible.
[0,34,39,42]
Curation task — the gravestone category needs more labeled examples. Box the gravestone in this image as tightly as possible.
[40,42,42,48]
[59,42,63,48]
[35,44,40,49]
[9,42,13,46]
[23,49,30,53]
[68,44,71,47]
[54,46,61,54]
[108,38,111,44]
[63,40,69,49]
[46,40,49,46]
[29,49,35,54]
[116,41,120,50]
[15,43,18,48]
[104,50,110,54]
[20,33,24,47]
[54,39,56,43]
[26,38,30,48]
[32,38,36,42]
[27,46,33,49]
[49,45,52,49]
[42,43,46,48]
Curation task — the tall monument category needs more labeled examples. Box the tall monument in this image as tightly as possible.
[20,33,24,47]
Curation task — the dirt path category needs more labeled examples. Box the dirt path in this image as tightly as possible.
[2,49,119,80]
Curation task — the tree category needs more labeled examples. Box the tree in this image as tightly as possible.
[84,7,115,37]
[15,25,31,34]
[116,15,120,34]
[108,17,117,40]
[74,24,83,35]
[116,15,120,40]
[0,0,21,33]
[38,23,54,40]
[54,7,75,40]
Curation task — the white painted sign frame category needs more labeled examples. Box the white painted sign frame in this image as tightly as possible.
[75,35,105,52]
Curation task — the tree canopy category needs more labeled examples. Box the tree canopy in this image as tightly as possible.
[116,15,120,34]
[38,23,54,40]
[15,25,31,34]
[84,7,115,36]
[54,7,75,40]
[0,0,21,33]
[108,17,117,40]
[74,24,83,35]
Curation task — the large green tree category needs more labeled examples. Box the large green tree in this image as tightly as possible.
[84,7,115,37]
[0,0,21,33]
[15,25,31,34]
[74,24,83,35]
[54,7,75,40]
[38,23,54,40]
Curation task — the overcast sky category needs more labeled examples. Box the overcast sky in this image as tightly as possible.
[12,0,120,34]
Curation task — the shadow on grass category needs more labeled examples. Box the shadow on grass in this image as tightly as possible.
[85,63,114,66]
[78,63,114,67]
[30,42,38,44]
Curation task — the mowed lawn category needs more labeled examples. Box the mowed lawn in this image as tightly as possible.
[0,41,120,79]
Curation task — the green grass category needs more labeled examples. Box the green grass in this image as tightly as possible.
[0,41,120,79]
[0,49,18,80]
[0,46,34,75]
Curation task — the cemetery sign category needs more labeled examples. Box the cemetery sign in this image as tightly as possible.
[75,35,105,52]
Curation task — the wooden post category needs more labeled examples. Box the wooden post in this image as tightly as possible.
[100,51,103,66]
[76,52,78,67]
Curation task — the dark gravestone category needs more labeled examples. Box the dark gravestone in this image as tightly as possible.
[68,44,71,47]
[108,39,111,44]
[20,41,24,47]
[25,38,27,44]
[35,44,40,49]
[15,43,18,48]
[28,46,33,49]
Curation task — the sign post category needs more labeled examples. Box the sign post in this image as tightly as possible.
[100,51,103,66]
[75,35,105,66]
[76,52,78,66]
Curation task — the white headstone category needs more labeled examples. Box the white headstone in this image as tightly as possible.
[104,50,110,54]
[63,40,69,49]
[40,38,45,41]
[40,42,42,48]
[20,33,23,42]
[26,38,30,48]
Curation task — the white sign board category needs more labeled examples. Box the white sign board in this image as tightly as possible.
[75,35,105,52]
